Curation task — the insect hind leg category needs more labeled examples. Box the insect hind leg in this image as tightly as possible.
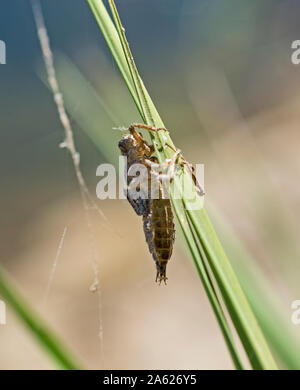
[129,123,167,133]
[125,123,168,158]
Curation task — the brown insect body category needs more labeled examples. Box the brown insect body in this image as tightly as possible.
[118,124,175,283]
[143,198,175,283]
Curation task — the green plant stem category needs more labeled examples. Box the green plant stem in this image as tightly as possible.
[0,266,81,370]
[56,52,300,369]
[86,0,277,370]
[172,200,246,369]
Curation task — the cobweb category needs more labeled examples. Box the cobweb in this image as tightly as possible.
[43,226,68,307]
[31,0,105,367]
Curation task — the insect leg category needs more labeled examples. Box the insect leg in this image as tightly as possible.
[153,149,182,183]
[129,123,167,133]
[165,143,205,196]
[131,124,167,152]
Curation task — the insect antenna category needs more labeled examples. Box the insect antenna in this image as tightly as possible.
[112,126,128,132]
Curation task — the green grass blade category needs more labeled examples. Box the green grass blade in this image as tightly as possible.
[208,202,300,369]
[172,199,246,369]
[187,208,277,369]
[52,56,244,368]
[107,0,155,126]
[86,0,244,369]
[86,0,277,369]
[56,56,300,369]
[0,266,82,370]
[86,0,143,117]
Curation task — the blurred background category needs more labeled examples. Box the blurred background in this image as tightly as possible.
[1,0,300,369]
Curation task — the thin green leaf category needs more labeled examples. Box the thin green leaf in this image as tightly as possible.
[172,199,245,369]
[208,203,300,369]
[53,55,244,368]
[86,0,143,117]
[86,0,277,369]
[57,55,300,369]
[0,266,82,370]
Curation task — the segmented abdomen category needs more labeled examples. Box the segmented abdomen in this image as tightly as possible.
[143,198,175,265]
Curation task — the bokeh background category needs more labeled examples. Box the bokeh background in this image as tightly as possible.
[1,0,300,369]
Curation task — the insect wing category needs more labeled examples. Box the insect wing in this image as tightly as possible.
[127,163,150,216]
